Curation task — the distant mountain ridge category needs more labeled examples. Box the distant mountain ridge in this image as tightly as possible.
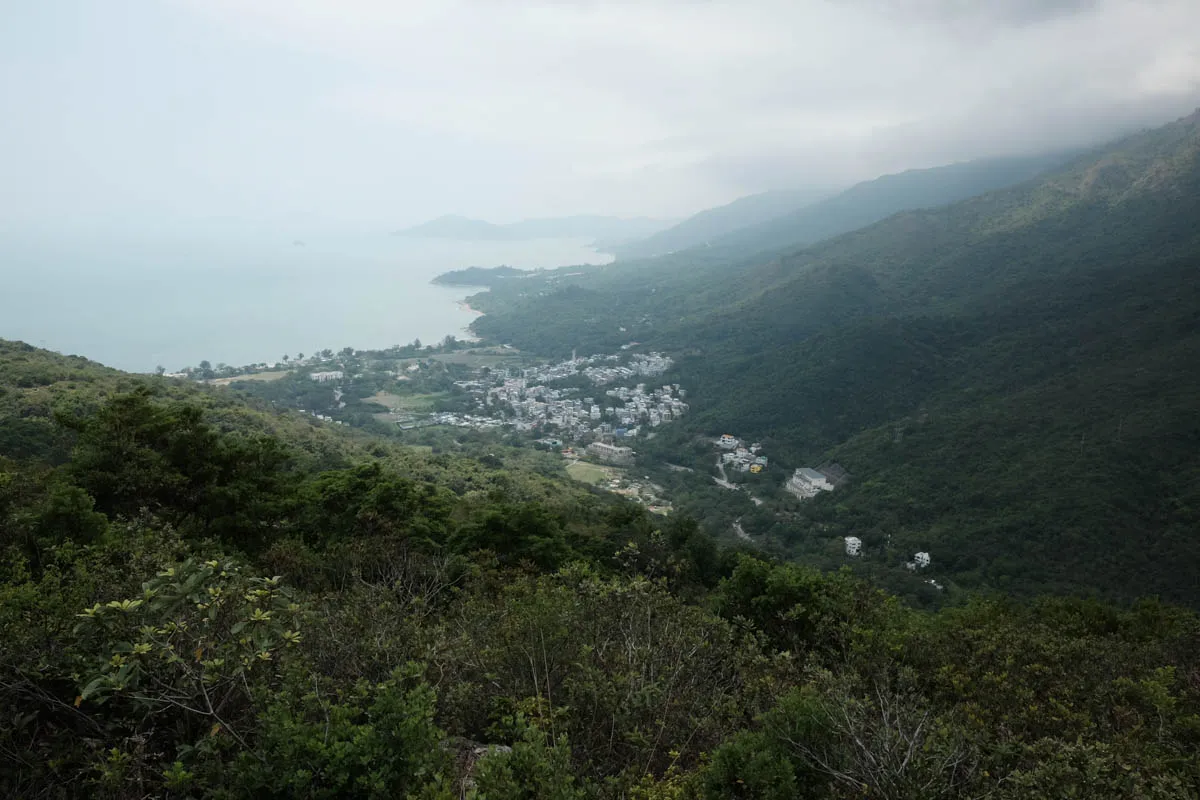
[611,152,1074,260]
[706,151,1078,255]
[395,214,674,245]
[609,186,832,259]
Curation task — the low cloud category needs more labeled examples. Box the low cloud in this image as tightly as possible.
[2,0,1197,227]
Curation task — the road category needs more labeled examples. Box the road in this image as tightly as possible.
[714,458,766,509]
[713,458,738,490]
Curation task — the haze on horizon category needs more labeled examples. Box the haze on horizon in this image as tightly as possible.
[2,0,1199,236]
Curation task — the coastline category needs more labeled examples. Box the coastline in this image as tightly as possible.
[457,300,485,316]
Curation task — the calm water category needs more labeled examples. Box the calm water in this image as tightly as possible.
[0,231,607,372]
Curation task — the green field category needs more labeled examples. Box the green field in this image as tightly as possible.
[368,391,447,412]
[566,460,618,486]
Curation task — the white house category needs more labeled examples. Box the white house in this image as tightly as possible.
[586,441,634,465]
[914,552,931,568]
[310,371,344,383]
[844,536,862,556]
[785,467,834,500]
[718,434,739,450]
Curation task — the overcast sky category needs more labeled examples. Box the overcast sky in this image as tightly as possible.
[2,0,1198,233]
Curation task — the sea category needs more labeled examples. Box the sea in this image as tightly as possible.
[0,230,609,373]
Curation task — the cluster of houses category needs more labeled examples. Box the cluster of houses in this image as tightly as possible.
[503,350,675,389]
[582,353,675,385]
[475,355,688,440]
[310,370,345,383]
[716,434,769,473]
[599,473,671,515]
[423,412,505,430]
[605,384,689,430]
[297,409,345,425]
[488,382,606,436]
[518,359,583,384]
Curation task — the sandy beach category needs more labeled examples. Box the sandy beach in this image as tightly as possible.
[457,300,485,316]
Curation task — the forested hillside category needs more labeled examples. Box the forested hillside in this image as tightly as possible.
[608,152,1069,261]
[703,152,1073,257]
[3,339,1200,797]
[468,111,1200,604]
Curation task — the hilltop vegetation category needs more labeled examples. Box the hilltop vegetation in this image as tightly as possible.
[609,152,1070,261]
[432,265,531,287]
[466,111,1200,604]
[3,340,1200,797]
[703,151,1074,257]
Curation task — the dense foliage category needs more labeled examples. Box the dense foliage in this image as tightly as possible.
[2,342,1199,797]
[468,110,1200,604]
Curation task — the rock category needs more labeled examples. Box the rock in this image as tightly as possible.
[440,736,513,794]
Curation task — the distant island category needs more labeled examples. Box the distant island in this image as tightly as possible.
[432,265,532,287]
[394,213,674,247]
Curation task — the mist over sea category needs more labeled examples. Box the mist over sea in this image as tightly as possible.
[0,231,607,372]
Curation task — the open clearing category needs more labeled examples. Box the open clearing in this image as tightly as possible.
[368,391,446,412]
[566,460,619,486]
[210,371,290,386]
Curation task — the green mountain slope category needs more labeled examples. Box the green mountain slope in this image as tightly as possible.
[608,152,1070,262]
[707,152,1074,257]
[609,186,830,259]
[467,154,1076,349]
[469,110,1200,603]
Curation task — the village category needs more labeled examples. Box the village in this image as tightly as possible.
[440,351,690,445]
[190,343,934,578]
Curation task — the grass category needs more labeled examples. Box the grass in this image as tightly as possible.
[566,461,619,486]
[368,391,447,412]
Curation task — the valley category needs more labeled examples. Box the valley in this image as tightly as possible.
[454,110,1200,605]
[6,5,1200,795]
